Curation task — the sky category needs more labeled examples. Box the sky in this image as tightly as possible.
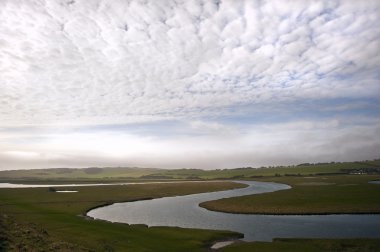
[0,0,379,170]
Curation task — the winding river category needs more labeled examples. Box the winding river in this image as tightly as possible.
[87,181,380,241]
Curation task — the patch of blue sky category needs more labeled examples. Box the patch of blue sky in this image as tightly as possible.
[319,8,337,22]
[74,120,187,137]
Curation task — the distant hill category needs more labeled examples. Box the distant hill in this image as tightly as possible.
[142,160,380,179]
[0,167,160,182]
[0,159,379,182]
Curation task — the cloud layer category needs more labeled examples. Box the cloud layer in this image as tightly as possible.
[1,0,379,125]
[0,0,379,169]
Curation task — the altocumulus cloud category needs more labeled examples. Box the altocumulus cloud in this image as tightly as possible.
[0,0,379,169]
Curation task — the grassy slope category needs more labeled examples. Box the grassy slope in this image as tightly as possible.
[0,182,245,251]
[148,160,380,179]
[0,214,90,251]
[200,175,380,214]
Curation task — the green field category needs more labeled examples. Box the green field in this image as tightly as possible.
[200,175,380,214]
[139,160,380,179]
[0,181,245,251]
[220,238,380,252]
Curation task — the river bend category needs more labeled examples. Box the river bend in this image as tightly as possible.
[87,181,380,241]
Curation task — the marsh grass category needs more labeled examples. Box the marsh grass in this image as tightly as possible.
[0,181,244,251]
[200,175,380,214]
[220,238,380,252]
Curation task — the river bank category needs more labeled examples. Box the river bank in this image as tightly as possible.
[87,179,380,242]
[0,181,244,251]
[200,175,380,215]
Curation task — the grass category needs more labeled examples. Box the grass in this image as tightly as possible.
[142,160,380,179]
[220,238,380,252]
[200,175,380,214]
[200,175,380,251]
[0,181,245,251]
[2,164,380,251]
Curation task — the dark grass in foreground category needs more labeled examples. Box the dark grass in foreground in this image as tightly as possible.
[221,238,380,252]
[0,182,245,251]
[0,214,89,251]
[200,175,380,214]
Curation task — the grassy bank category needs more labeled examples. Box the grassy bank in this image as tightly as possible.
[200,175,380,214]
[0,181,245,251]
[220,238,380,252]
[200,175,380,251]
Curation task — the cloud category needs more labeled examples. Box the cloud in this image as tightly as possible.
[0,0,379,169]
[0,118,379,170]
[0,0,379,126]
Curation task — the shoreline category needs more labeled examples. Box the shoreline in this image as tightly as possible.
[198,204,380,216]
[83,197,154,218]
[199,177,380,216]
[83,181,247,217]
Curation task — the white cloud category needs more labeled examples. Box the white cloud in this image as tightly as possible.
[0,0,379,126]
[0,0,379,169]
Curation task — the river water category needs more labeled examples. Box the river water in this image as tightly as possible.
[87,181,380,241]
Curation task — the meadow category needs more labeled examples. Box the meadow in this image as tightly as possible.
[1,161,380,251]
[0,182,244,251]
